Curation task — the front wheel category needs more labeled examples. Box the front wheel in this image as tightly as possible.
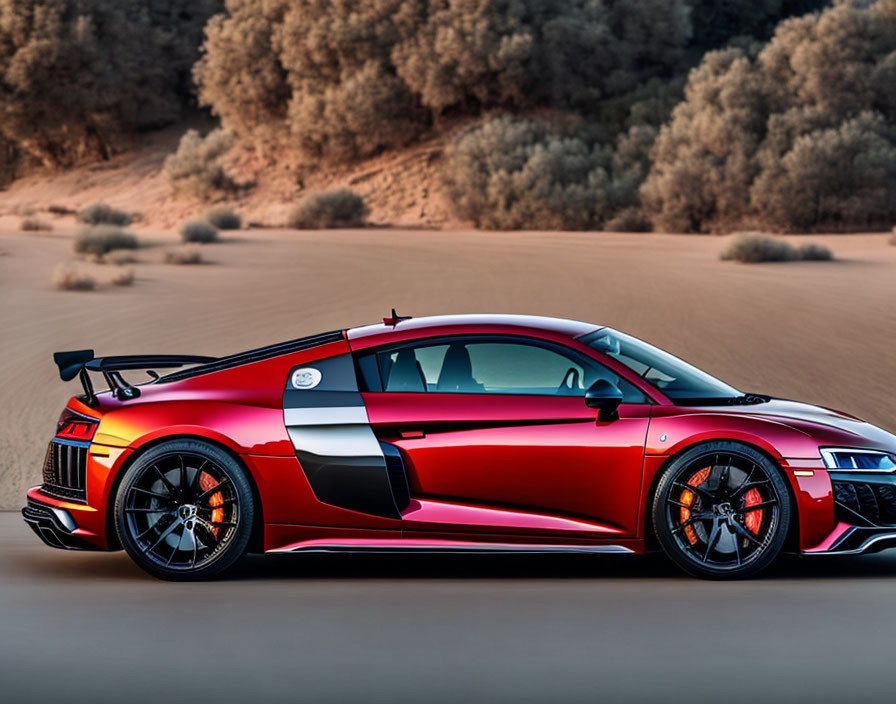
[653,442,791,579]
[114,439,254,581]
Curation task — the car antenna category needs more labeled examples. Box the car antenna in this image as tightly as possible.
[383,308,412,326]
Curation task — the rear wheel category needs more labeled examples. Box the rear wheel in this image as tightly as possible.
[114,439,253,581]
[653,441,791,579]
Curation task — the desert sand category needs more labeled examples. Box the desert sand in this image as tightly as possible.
[1,223,895,510]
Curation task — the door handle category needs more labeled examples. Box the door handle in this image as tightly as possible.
[400,429,426,440]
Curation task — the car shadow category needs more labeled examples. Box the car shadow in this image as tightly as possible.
[14,548,896,583]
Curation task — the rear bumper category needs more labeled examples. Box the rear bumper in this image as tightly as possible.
[21,497,102,551]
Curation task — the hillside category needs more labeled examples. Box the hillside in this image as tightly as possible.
[0,124,460,230]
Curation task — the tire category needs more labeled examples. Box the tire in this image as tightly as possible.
[114,439,254,581]
[652,441,791,580]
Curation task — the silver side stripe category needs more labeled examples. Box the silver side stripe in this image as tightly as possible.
[284,407,369,427]
[287,425,383,458]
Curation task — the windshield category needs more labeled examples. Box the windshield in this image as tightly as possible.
[583,328,742,401]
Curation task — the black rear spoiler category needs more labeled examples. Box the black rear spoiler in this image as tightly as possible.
[53,350,216,406]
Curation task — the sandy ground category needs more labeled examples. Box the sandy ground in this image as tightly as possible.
[1,225,895,510]
[4,511,896,703]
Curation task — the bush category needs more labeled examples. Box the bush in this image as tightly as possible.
[443,117,635,230]
[0,1,221,166]
[721,234,797,263]
[797,243,834,261]
[110,268,135,286]
[52,263,96,291]
[20,217,52,231]
[77,203,133,227]
[164,129,237,200]
[289,189,368,229]
[206,208,242,230]
[165,246,203,265]
[74,227,139,256]
[180,220,219,244]
[603,208,652,233]
[195,0,698,163]
[643,2,896,232]
[721,234,835,263]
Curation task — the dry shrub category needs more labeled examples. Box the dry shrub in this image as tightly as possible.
[74,227,138,256]
[603,208,652,233]
[0,1,220,167]
[180,220,219,243]
[206,208,242,230]
[722,234,834,263]
[289,189,368,229]
[48,204,75,216]
[165,245,203,265]
[52,263,96,291]
[195,0,696,163]
[106,251,139,265]
[20,217,52,231]
[110,267,135,286]
[164,129,237,200]
[443,117,644,230]
[797,243,833,261]
[643,2,896,232]
[78,203,133,226]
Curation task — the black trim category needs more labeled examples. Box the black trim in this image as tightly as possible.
[381,442,411,512]
[161,330,344,383]
[831,473,896,527]
[294,450,401,518]
[21,499,99,551]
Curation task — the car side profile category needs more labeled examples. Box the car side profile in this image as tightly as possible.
[22,313,896,580]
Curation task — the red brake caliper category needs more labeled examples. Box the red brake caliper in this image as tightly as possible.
[680,467,711,545]
[199,472,224,536]
[743,488,763,534]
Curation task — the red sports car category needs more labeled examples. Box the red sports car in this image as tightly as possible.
[23,313,896,580]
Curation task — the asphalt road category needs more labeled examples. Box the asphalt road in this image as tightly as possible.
[4,514,896,703]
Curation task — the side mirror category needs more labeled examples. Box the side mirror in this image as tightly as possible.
[584,379,623,421]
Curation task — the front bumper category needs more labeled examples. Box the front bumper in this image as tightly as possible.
[807,471,896,555]
[21,497,102,551]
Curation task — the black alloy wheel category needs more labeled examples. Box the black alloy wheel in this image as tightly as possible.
[653,441,791,579]
[115,439,253,580]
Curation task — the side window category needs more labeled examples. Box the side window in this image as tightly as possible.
[373,339,648,401]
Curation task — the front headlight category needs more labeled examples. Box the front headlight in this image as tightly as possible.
[820,448,896,471]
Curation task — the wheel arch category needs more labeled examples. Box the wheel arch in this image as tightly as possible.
[105,433,265,554]
[642,438,800,553]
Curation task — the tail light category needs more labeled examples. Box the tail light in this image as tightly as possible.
[55,408,99,443]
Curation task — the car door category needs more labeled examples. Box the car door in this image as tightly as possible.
[358,336,652,537]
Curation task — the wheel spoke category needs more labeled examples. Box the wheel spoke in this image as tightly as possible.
[190,459,208,495]
[703,518,722,563]
[732,479,771,498]
[743,499,777,512]
[143,517,181,555]
[126,507,173,514]
[731,520,763,547]
[153,465,177,495]
[672,481,713,499]
[129,486,175,503]
[197,479,229,503]
[732,523,743,566]
[166,526,187,567]
[179,455,187,492]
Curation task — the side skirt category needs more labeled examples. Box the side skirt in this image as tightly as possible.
[268,539,635,555]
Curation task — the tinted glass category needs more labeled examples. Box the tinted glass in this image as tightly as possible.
[584,328,740,401]
[378,338,648,402]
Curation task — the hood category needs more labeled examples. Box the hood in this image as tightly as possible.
[708,398,896,452]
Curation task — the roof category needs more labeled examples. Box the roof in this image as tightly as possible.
[347,314,600,344]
